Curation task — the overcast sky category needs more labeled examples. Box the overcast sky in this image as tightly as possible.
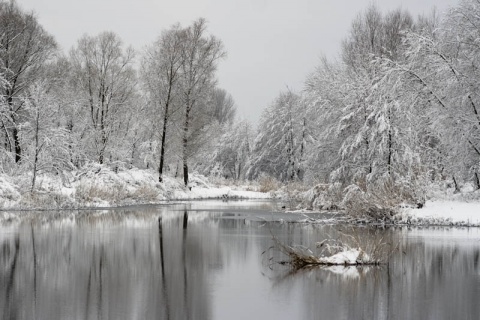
[19,0,459,126]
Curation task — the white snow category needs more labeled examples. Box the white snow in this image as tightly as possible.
[172,186,270,200]
[399,200,480,226]
[0,166,270,210]
[319,249,361,265]
[0,175,21,206]
[318,248,371,265]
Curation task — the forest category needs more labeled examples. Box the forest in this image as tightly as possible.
[1,0,479,214]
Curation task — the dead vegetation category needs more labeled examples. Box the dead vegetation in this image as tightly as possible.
[74,181,162,206]
[258,174,281,193]
[266,226,398,269]
[302,176,425,222]
[341,176,425,219]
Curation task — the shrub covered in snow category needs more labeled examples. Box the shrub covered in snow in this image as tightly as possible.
[302,183,343,210]
[0,175,21,205]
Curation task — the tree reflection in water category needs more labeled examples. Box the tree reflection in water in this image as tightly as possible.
[266,227,480,320]
[0,203,478,320]
[0,205,215,320]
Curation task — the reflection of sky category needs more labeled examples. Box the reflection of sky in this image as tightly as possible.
[213,248,302,319]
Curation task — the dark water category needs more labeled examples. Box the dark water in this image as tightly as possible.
[0,200,479,320]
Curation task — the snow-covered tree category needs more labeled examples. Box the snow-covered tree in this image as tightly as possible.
[327,6,419,189]
[211,88,236,125]
[20,81,72,191]
[248,91,307,182]
[302,58,350,184]
[393,0,480,189]
[142,24,184,182]
[0,0,57,163]
[204,119,251,180]
[69,32,136,165]
[178,18,226,186]
[296,6,433,212]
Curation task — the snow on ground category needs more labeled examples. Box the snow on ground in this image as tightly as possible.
[399,200,480,227]
[0,165,271,210]
[172,186,271,200]
[395,182,480,226]
[3,165,480,229]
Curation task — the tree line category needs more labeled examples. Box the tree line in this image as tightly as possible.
[248,0,480,208]
[2,0,478,206]
[0,0,237,189]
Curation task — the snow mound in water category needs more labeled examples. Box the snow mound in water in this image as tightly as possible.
[319,249,371,265]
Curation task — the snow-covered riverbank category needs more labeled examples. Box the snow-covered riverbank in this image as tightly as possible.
[398,200,480,227]
[3,164,480,228]
[294,181,480,227]
[395,183,480,227]
[0,164,270,210]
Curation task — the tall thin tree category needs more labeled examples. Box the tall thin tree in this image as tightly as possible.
[142,24,184,182]
[178,18,226,186]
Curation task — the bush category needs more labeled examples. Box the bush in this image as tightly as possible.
[303,183,343,210]
[342,176,424,219]
[258,174,280,193]
[19,191,74,209]
[131,184,160,201]
[75,181,128,204]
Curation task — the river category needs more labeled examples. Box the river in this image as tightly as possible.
[0,200,479,319]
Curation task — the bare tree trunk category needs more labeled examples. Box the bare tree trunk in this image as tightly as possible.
[98,150,104,165]
[159,106,169,183]
[452,175,460,193]
[297,117,306,180]
[31,152,38,192]
[1,120,12,152]
[362,100,372,175]
[237,160,242,181]
[387,125,392,175]
[98,126,108,164]
[182,106,191,187]
[183,159,189,187]
[8,92,22,163]
[31,111,41,192]
[12,126,21,163]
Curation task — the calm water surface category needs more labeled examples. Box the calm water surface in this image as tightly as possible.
[0,200,479,320]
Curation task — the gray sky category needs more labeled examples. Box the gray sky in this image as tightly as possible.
[19,0,459,126]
